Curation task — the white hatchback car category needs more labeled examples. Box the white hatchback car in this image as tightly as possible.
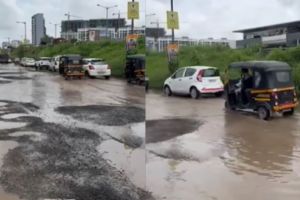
[83,58,111,79]
[164,66,224,99]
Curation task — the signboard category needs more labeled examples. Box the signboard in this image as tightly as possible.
[128,2,139,19]
[89,30,96,41]
[126,34,139,51]
[167,11,179,29]
[167,43,179,62]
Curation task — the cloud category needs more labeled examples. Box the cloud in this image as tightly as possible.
[148,0,300,40]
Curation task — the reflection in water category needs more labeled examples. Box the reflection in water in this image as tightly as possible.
[223,112,299,179]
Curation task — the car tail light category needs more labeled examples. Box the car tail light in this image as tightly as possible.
[89,65,95,70]
[197,70,204,82]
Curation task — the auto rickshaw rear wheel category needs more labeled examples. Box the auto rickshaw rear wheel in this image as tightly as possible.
[258,106,271,120]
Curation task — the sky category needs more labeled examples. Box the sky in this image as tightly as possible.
[0,0,146,44]
[1,0,300,44]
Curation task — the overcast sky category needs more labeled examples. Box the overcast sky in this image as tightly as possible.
[1,0,300,44]
[0,0,146,44]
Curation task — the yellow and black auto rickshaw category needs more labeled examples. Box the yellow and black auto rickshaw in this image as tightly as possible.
[224,61,298,120]
[59,55,84,80]
[125,54,148,90]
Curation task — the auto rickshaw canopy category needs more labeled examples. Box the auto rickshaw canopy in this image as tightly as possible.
[229,61,291,71]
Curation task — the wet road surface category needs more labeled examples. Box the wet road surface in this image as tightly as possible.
[0,63,150,200]
[146,91,300,200]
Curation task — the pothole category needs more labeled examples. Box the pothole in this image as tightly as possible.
[146,118,203,143]
[56,105,145,126]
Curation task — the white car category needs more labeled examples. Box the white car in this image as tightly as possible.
[83,58,111,79]
[163,66,224,99]
[49,55,61,72]
[21,58,36,67]
[35,57,51,71]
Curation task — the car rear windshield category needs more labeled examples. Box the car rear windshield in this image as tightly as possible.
[41,58,51,61]
[203,69,219,77]
[91,60,106,65]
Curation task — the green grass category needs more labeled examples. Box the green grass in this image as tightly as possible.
[147,45,300,92]
[11,38,145,78]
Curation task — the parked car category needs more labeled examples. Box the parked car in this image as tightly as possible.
[49,55,61,72]
[35,57,51,71]
[83,58,111,79]
[163,66,224,99]
[21,57,36,67]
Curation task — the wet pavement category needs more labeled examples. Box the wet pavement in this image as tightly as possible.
[0,63,149,200]
[146,91,300,200]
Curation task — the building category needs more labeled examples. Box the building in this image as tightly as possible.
[146,27,166,38]
[146,36,236,52]
[61,18,126,40]
[234,20,300,48]
[77,26,145,41]
[32,13,46,46]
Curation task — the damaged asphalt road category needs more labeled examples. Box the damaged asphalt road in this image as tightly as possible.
[0,64,150,200]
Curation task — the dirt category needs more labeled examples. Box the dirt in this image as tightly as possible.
[146,118,203,143]
[0,100,153,200]
[56,105,145,126]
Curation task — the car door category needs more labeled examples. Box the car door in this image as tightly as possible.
[170,68,186,93]
[181,68,197,94]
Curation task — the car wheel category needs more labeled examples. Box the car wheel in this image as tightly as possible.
[85,71,91,78]
[258,106,271,120]
[215,92,223,97]
[164,85,172,96]
[105,76,110,80]
[283,109,294,117]
[190,87,200,99]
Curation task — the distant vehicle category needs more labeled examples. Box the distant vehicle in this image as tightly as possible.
[0,54,9,63]
[224,61,298,120]
[164,66,224,99]
[49,55,61,72]
[35,57,51,71]
[21,57,36,67]
[125,54,146,85]
[82,58,111,79]
[59,55,84,80]
[13,58,20,64]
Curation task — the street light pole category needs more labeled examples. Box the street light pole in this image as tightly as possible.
[97,4,118,39]
[131,0,135,34]
[171,0,174,43]
[16,21,27,42]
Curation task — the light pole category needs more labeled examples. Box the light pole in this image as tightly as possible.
[170,0,175,43]
[16,21,27,42]
[151,20,166,51]
[97,3,118,39]
[49,22,59,38]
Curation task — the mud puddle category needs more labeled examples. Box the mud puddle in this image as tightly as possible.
[98,139,146,189]
[146,118,202,143]
[0,100,153,200]
[56,105,145,126]
[0,76,31,80]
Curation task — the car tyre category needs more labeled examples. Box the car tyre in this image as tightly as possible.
[258,106,271,120]
[190,87,200,99]
[215,92,223,97]
[105,76,110,80]
[164,85,172,96]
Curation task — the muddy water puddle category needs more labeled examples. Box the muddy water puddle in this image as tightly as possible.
[147,93,300,200]
[98,139,146,189]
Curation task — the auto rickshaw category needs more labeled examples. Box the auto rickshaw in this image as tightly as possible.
[59,55,84,80]
[224,61,298,120]
[125,54,148,90]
